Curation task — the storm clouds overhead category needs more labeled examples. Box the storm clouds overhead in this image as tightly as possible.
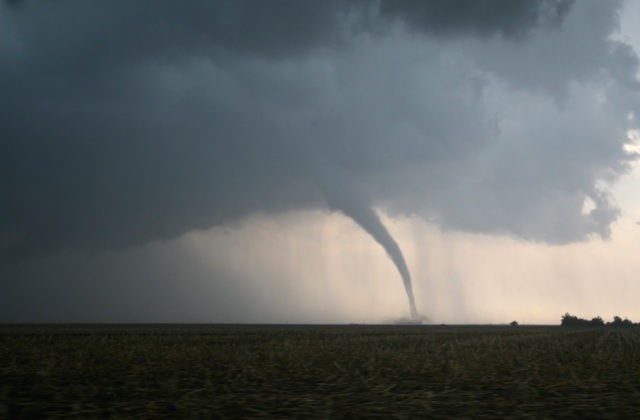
[1,0,639,322]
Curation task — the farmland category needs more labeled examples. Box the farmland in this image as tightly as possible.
[2,324,640,418]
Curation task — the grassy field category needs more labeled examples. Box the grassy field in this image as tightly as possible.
[2,324,640,418]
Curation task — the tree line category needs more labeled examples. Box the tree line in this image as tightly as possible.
[561,313,639,327]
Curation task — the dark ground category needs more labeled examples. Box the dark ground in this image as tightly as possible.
[2,324,640,418]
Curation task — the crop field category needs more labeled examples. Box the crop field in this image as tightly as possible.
[2,324,640,418]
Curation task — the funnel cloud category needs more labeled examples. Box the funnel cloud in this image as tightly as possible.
[322,182,418,317]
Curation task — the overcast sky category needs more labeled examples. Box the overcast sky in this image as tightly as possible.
[1,0,639,324]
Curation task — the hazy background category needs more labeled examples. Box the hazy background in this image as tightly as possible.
[1,0,639,324]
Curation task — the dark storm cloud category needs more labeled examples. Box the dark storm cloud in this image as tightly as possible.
[2,0,351,62]
[379,0,574,38]
[1,0,638,262]
[0,0,569,69]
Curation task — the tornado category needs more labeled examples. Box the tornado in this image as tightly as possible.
[323,186,418,318]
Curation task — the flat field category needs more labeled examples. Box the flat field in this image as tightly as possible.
[2,324,640,418]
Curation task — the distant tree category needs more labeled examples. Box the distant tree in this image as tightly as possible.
[561,313,585,327]
[510,320,518,327]
[608,316,634,327]
[611,315,623,326]
[561,313,599,327]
